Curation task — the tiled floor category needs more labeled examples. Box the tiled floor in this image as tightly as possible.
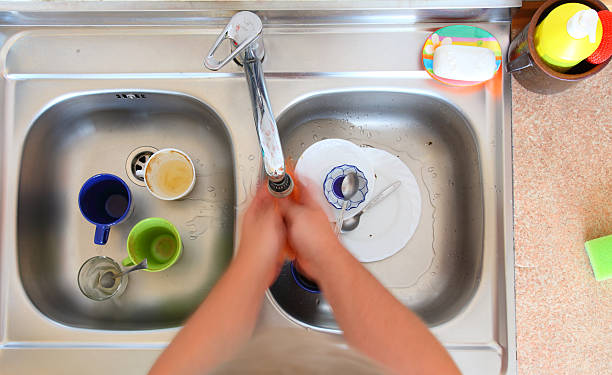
[512,65,612,374]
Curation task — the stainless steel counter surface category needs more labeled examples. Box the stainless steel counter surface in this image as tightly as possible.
[0,3,518,374]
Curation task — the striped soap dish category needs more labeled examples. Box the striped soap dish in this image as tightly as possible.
[422,25,502,87]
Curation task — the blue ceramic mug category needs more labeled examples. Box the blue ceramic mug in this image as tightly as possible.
[78,174,133,245]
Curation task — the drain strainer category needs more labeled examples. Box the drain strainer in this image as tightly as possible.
[126,146,158,186]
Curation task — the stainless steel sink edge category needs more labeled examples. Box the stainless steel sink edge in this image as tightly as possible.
[1,82,512,374]
[4,81,261,336]
[1,84,512,368]
[0,9,517,375]
[259,75,515,373]
[502,56,517,375]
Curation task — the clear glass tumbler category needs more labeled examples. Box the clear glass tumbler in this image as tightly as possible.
[78,256,128,301]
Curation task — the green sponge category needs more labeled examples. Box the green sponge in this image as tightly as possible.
[585,234,612,281]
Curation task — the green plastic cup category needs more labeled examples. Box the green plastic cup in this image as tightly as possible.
[124,218,182,272]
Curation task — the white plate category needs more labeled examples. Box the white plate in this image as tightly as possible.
[341,147,422,263]
[295,139,375,221]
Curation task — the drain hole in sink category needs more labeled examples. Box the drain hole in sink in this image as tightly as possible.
[126,146,158,186]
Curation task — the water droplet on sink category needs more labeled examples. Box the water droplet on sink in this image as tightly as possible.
[300,142,305,148]
[207,186,215,192]
[396,136,402,142]
[248,154,255,161]
[313,135,319,141]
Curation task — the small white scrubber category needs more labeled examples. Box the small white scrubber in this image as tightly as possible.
[432,44,496,82]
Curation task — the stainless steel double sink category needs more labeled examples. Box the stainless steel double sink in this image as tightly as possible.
[0,4,517,374]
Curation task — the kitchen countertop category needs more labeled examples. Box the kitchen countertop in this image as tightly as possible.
[512,64,612,374]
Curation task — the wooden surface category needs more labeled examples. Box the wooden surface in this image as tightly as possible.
[512,1,544,37]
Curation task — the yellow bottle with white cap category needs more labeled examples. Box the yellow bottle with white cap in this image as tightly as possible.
[534,3,603,72]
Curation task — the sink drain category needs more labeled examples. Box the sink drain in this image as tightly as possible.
[126,146,158,186]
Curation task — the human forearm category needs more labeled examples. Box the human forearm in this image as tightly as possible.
[277,182,458,374]
[317,245,460,375]
[149,252,268,375]
[150,184,285,375]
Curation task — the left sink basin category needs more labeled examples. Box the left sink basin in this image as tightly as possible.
[17,91,235,330]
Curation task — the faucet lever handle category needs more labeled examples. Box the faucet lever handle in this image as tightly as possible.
[204,11,263,71]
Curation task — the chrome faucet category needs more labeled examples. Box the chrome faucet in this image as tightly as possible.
[204,11,293,197]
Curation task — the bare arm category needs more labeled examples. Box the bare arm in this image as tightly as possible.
[315,244,460,375]
[149,186,285,375]
[279,182,460,375]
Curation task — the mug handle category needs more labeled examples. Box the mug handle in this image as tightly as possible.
[94,225,110,245]
[122,257,135,267]
[507,52,534,73]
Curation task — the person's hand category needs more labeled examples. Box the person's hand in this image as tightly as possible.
[278,180,345,282]
[236,184,286,287]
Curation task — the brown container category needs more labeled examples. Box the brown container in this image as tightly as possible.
[507,0,610,94]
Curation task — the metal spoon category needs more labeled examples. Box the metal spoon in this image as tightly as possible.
[334,171,358,235]
[99,258,148,288]
[342,180,401,232]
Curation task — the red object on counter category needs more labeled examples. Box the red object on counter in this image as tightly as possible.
[587,10,612,64]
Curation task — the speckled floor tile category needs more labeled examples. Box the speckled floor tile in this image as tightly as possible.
[513,64,612,375]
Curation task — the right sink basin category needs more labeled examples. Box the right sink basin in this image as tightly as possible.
[269,90,483,330]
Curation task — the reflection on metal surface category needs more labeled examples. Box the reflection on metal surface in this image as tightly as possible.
[0,6,516,375]
[205,11,291,195]
[17,92,235,330]
[270,90,483,329]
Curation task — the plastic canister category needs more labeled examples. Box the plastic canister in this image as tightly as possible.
[534,3,603,71]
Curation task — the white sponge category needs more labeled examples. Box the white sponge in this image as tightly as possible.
[432,44,496,82]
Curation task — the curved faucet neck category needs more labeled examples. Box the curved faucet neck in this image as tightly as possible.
[204,11,290,193]
[243,51,286,182]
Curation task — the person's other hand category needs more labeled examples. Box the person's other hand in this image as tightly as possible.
[236,184,286,287]
[278,180,344,282]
